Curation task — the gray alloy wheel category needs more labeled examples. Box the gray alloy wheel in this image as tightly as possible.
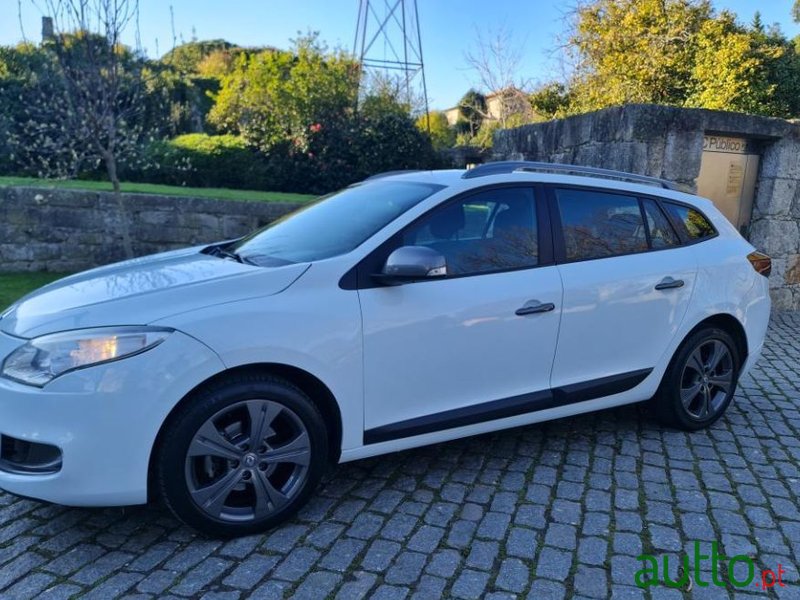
[185,399,311,523]
[653,325,741,431]
[679,339,734,421]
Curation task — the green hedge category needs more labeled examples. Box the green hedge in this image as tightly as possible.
[130,117,442,195]
[138,134,275,190]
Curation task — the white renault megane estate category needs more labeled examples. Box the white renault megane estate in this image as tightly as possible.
[0,162,771,536]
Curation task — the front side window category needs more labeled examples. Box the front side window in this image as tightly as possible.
[662,201,716,241]
[402,187,539,276]
[555,189,647,261]
[233,180,443,265]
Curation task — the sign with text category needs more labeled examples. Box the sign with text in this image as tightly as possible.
[703,135,756,155]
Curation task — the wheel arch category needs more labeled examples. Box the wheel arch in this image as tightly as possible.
[686,313,748,367]
[147,362,343,501]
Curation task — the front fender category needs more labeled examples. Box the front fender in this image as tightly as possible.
[153,276,364,451]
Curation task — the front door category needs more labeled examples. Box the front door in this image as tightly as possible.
[358,186,562,444]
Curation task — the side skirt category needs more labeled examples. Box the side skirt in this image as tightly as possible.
[363,368,652,445]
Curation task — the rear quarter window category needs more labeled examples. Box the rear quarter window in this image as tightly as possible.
[662,202,716,241]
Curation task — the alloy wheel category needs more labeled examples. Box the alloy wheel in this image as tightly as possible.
[679,339,734,421]
[184,399,311,522]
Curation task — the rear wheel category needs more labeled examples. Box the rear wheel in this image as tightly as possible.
[654,326,741,431]
[157,374,328,537]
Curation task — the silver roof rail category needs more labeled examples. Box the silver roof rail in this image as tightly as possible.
[462,161,682,191]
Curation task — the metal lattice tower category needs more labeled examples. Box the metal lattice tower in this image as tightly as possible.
[354,0,429,126]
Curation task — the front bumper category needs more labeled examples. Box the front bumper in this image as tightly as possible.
[0,330,224,506]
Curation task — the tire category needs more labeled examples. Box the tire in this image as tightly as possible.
[654,326,741,431]
[157,373,329,537]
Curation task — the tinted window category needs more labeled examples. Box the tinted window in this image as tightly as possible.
[233,181,442,264]
[555,189,647,261]
[402,187,538,276]
[642,198,680,249]
[662,202,716,241]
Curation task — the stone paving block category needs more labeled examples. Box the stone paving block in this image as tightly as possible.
[222,553,278,589]
[451,569,490,600]
[495,557,529,593]
[360,539,401,572]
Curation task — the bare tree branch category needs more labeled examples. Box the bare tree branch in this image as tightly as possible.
[28,0,155,259]
[463,23,535,129]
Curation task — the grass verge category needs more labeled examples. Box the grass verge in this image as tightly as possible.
[0,272,68,311]
[0,176,316,204]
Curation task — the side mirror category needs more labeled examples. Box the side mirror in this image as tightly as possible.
[373,246,447,285]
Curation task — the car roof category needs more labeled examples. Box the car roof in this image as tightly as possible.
[371,168,713,211]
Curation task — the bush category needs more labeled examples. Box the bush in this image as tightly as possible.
[269,112,442,195]
[134,133,274,189]
[129,115,441,195]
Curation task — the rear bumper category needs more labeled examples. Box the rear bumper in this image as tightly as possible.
[0,330,224,506]
[740,277,771,379]
[739,340,764,379]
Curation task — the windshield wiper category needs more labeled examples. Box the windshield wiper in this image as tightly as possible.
[204,245,257,266]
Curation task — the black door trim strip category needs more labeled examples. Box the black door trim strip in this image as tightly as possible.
[363,368,652,445]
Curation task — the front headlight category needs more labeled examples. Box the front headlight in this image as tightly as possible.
[2,326,173,387]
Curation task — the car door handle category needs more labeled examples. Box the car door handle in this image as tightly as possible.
[655,277,685,290]
[515,301,556,316]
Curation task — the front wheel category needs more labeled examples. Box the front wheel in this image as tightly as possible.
[654,326,741,431]
[157,374,329,537]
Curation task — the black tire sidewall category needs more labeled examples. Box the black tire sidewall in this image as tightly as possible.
[157,376,329,537]
[659,327,741,431]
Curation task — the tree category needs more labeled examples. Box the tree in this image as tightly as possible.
[687,11,800,116]
[23,0,164,258]
[751,11,764,33]
[360,72,412,119]
[794,1,800,23]
[161,39,235,74]
[209,33,360,152]
[416,111,455,151]
[528,82,571,120]
[0,42,87,177]
[455,89,486,139]
[464,24,533,128]
[552,0,800,118]
[565,0,712,112]
[206,32,437,193]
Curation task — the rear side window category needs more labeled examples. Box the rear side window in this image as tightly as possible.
[555,189,647,261]
[662,202,716,241]
[641,198,680,249]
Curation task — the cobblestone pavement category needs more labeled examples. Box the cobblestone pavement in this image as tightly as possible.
[1,314,799,600]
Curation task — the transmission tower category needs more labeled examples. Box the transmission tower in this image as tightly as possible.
[354,0,430,128]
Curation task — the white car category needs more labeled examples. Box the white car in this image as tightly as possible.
[0,162,771,536]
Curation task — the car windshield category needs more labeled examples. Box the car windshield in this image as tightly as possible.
[231,180,443,265]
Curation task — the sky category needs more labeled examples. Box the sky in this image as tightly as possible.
[3,0,800,110]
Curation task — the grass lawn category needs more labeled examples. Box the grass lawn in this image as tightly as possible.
[0,272,68,311]
[0,176,316,204]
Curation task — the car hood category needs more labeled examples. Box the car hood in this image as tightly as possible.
[0,246,311,338]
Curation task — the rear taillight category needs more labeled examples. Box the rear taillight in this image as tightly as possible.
[747,251,771,277]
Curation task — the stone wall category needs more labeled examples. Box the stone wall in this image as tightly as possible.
[0,186,304,272]
[493,104,800,310]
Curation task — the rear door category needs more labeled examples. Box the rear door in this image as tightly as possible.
[548,186,698,390]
